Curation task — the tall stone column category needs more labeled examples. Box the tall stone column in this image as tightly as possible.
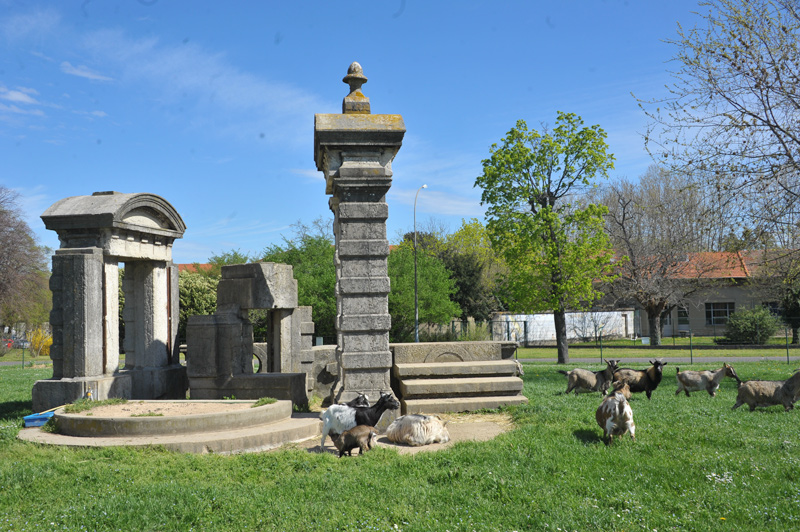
[314,62,405,402]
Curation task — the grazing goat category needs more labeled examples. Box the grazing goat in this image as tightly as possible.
[613,360,667,400]
[558,359,619,395]
[332,425,378,457]
[320,392,401,447]
[386,414,451,447]
[596,383,635,445]
[675,363,740,397]
[732,370,800,412]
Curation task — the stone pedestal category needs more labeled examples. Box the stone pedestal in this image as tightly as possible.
[314,62,405,403]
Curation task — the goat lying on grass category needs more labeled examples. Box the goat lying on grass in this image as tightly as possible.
[675,363,740,397]
[732,370,800,412]
[320,392,401,447]
[386,414,451,447]
[332,425,378,457]
[613,360,667,400]
[558,359,619,395]
[596,382,635,445]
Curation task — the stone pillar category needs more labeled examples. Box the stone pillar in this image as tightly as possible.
[314,62,405,403]
[103,258,120,374]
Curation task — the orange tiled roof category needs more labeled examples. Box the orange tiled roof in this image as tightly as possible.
[177,263,213,274]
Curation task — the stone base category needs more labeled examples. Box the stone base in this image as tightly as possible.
[125,364,188,400]
[189,373,308,408]
[32,373,133,413]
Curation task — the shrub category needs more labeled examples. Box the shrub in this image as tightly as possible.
[29,327,52,358]
[722,306,780,345]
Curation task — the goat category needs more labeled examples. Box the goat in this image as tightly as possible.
[320,392,401,447]
[608,379,632,400]
[342,393,369,408]
[332,425,378,457]
[613,360,667,400]
[386,414,451,447]
[675,363,740,397]
[732,370,800,412]
[596,383,635,445]
[558,359,619,395]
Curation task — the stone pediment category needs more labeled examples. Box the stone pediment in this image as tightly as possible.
[42,191,186,238]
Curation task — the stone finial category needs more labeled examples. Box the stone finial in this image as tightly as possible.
[342,62,370,114]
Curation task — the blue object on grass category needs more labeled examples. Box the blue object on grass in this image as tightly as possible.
[23,411,55,427]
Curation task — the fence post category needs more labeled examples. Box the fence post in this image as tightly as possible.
[506,320,510,342]
[787,326,790,365]
[689,332,693,365]
[523,321,528,348]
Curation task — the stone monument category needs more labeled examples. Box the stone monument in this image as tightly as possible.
[32,192,188,412]
[313,62,405,404]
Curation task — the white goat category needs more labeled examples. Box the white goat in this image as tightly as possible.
[732,370,800,412]
[386,414,451,447]
[675,363,740,397]
[596,383,635,445]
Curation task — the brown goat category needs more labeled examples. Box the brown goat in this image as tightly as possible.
[332,425,378,457]
[732,370,800,412]
[558,359,620,395]
[613,360,667,400]
[676,363,740,397]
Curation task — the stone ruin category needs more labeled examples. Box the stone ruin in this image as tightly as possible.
[185,262,314,407]
[32,192,187,412]
[32,62,527,417]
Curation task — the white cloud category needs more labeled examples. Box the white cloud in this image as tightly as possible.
[0,103,44,116]
[291,168,324,181]
[0,87,39,105]
[60,61,114,82]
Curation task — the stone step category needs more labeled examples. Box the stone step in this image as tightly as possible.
[19,415,323,455]
[394,360,518,379]
[402,395,529,415]
[399,376,524,399]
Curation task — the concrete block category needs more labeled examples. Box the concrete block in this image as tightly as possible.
[390,341,503,364]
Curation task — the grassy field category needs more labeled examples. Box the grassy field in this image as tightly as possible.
[2,362,799,531]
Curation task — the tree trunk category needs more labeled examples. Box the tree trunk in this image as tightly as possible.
[647,312,663,346]
[554,310,569,364]
[792,326,799,345]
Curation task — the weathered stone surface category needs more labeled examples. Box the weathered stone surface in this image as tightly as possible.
[399,377,524,397]
[390,341,503,364]
[393,361,519,379]
[402,396,529,415]
[217,262,298,309]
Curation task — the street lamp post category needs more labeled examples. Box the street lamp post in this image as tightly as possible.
[414,184,427,343]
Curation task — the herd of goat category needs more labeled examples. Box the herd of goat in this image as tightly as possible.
[561,359,800,444]
[318,360,800,455]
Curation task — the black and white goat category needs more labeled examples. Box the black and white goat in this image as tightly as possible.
[342,393,370,408]
[320,392,401,447]
[613,360,667,400]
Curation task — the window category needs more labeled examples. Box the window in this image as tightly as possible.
[763,302,782,317]
[660,311,672,326]
[678,306,690,326]
[705,302,735,326]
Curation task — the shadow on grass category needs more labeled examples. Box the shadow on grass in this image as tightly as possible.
[573,428,602,444]
[0,400,32,421]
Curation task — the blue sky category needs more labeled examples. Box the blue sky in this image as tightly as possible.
[1,0,703,264]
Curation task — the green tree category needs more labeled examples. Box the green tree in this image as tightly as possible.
[261,219,336,341]
[475,113,615,363]
[388,244,460,343]
[177,272,218,341]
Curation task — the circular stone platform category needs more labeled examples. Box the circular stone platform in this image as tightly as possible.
[18,400,323,454]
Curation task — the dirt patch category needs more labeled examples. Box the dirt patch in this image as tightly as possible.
[71,401,253,417]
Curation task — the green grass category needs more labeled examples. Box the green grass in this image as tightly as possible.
[517,344,800,359]
[252,397,277,408]
[2,363,800,530]
[63,398,128,414]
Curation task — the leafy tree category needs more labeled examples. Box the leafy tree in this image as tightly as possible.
[29,325,53,358]
[261,219,336,341]
[388,244,461,343]
[642,0,800,236]
[475,113,615,363]
[203,249,254,278]
[178,272,218,341]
